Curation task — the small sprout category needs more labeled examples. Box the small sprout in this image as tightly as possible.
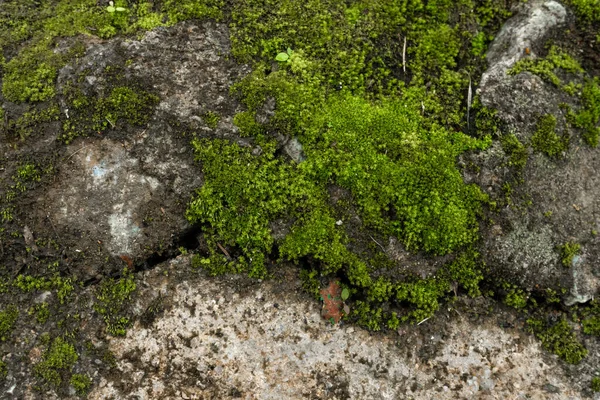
[106,1,126,13]
[341,288,350,301]
[275,52,289,62]
[275,47,293,62]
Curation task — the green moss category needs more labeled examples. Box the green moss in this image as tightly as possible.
[0,306,18,342]
[571,78,600,147]
[501,133,528,171]
[14,274,75,304]
[0,361,6,380]
[202,111,221,129]
[62,85,159,143]
[70,373,92,396]
[508,46,584,87]
[34,337,78,387]
[527,317,587,364]
[558,242,581,267]
[94,268,136,336]
[503,283,529,309]
[592,377,600,392]
[565,0,600,24]
[29,303,50,324]
[531,114,568,157]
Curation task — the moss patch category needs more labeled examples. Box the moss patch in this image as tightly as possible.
[94,268,137,336]
[527,317,587,364]
[531,114,568,157]
[0,305,18,342]
[34,337,78,387]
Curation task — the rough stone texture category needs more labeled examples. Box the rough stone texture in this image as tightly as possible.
[86,256,583,400]
[475,0,600,304]
[40,21,251,276]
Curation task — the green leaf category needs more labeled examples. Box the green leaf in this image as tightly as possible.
[341,288,350,301]
[275,52,289,62]
[287,47,293,55]
[106,6,116,12]
[115,7,126,12]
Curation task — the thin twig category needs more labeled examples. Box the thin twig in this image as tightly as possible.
[467,75,472,130]
[64,145,88,163]
[417,317,430,326]
[216,242,231,259]
[369,235,386,253]
[402,36,407,73]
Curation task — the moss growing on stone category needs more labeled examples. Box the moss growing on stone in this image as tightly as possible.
[558,241,581,267]
[527,317,587,364]
[62,85,159,143]
[0,306,18,342]
[592,376,600,392]
[34,337,78,387]
[531,114,568,157]
[565,0,600,24]
[508,46,584,87]
[571,78,600,147]
[94,268,137,336]
[70,373,92,396]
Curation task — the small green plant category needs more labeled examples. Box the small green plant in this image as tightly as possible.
[558,242,581,267]
[527,317,587,364]
[504,285,528,309]
[0,361,6,380]
[106,1,127,13]
[592,376,600,392]
[275,48,293,62]
[70,373,92,396]
[94,268,137,336]
[34,337,78,387]
[0,306,18,342]
[531,114,568,157]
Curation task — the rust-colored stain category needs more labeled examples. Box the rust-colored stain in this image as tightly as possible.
[120,254,134,269]
[319,280,344,324]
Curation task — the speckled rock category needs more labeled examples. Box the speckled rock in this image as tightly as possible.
[475,0,600,304]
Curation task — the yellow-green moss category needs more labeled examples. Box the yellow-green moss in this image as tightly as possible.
[527,317,587,364]
[70,373,92,396]
[34,337,78,387]
[0,306,18,341]
[531,114,568,157]
[508,46,584,87]
[94,268,136,336]
[558,241,581,267]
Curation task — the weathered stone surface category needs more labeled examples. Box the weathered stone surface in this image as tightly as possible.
[475,0,600,304]
[86,256,583,400]
[41,21,250,276]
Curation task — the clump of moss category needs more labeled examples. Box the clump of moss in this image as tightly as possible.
[508,46,584,87]
[565,0,600,24]
[94,268,137,336]
[531,114,568,157]
[34,337,78,387]
[501,133,528,171]
[0,360,6,380]
[571,78,600,147]
[592,376,600,392]
[527,317,587,364]
[202,111,221,129]
[558,241,581,267]
[70,373,92,396]
[503,283,529,309]
[0,306,18,342]
[29,303,50,324]
[62,85,159,143]
[14,273,75,304]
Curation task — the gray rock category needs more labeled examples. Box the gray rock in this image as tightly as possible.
[476,0,600,303]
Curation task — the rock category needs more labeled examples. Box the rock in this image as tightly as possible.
[39,21,250,277]
[85,257,583,400]
[476,0,600,303]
